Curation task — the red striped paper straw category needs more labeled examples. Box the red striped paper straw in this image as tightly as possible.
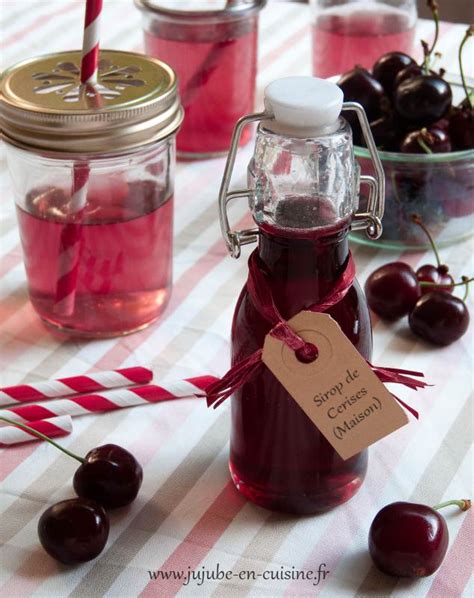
[0,376,218,424]
[53,0,102,316]
[80,0,102,85]
[0,367,153,408]
[0,416,73,447]
[54,163,90,315]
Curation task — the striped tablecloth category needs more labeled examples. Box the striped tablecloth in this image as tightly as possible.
[1,2,472,597]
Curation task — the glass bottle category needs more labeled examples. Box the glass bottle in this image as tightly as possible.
[0,50,183,337]
[310,0,418,78]
[218,77,385,513]
[136,0,266,159]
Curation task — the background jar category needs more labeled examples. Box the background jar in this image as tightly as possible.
[0,50,183,338]
[136,0,266,159]
[310,0,417,78]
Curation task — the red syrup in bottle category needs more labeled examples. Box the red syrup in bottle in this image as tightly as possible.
[229,197,372,513]
[17,180,173,336]
[144,17,258,156]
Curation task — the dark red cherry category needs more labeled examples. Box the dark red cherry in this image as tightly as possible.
[38,498,109,565]
[394,63,424,89]
[373,52,417,96]
[449,105,474,150]
[369,115,401,151]
[409,292,470,345]
[369,502,448,577]
[395,75,452,126]
[432,116,450,133]
[365,262,421,320]
[338,67,388,144]
[416,264,454,295]
[73,444,143,509]
[338,67,387,121]
[410,214,455,293]
[400,126,452,153]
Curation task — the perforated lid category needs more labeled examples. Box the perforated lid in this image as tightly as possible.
[0,50,183,154]
[263,76,344,137]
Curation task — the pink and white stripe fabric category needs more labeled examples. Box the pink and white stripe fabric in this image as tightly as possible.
[0,2,472,597]
[0,366,153,407]
[0,376,217,423]
[0,416,73,446]
[80,0,102,84]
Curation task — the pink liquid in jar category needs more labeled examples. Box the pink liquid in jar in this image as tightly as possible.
[312,5,416,78]
[145,17,258,157]
[17,179,173,336]
[230,197,372,513]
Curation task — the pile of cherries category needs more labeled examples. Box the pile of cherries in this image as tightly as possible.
[0,416,143,565]
[338,5,473,153]
[365,215,471,346]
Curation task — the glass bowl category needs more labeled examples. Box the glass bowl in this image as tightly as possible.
[352,144,474,249]
[326,72,474,250]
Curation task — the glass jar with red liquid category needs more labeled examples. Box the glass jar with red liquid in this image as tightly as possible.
[0,50,183,337]
[217,77,385,513]
[136,0,266,158]
[310,0,417,78]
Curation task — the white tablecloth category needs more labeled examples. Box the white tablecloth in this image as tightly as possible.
[1,2,473,597]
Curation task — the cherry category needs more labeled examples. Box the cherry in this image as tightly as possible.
[338,67,388,145]
[449,105,474,151]
[410,214,454,294]
[394,75,452,126]
[38,498,109,565]
[373,52,417,96]
[73,444,143,509]
[338,67,387,121]
[394,63,424,89]
[416,265,454,294]
[369,499,471,577]
[409,291,470,346]
[0,417,143,509]
[364,262,421,320]
[369,115,401,151]
[400,126,452,154]
[449,26,474,151]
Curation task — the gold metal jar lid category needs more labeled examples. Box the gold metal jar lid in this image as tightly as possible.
[0,50,183,155]
[135,0,267,20]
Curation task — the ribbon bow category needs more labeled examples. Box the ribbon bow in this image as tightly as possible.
[206,250,428,416]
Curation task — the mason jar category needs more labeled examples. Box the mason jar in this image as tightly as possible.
[136,0,266,158]
[0,50,183,337]
[310,0,417,78]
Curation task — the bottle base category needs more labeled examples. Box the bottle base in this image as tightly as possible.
[229,461,365,515]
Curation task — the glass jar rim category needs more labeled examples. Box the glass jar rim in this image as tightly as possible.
[135,0,266,20]
[354,145,474,163]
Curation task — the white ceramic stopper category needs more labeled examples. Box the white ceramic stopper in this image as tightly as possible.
[263,76,344,137]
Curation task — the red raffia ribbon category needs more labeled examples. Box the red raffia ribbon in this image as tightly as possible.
[206,250,428,416]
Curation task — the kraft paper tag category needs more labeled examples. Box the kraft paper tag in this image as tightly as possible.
[262,311,409,460]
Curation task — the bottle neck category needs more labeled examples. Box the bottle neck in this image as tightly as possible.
[256,221,350,319]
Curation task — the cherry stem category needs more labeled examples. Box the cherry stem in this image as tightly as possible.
[0,416,84,464]
[422,0,440,72]
[459,26,473,109]
[462,276,470,301]
[433,499,471,512]
[419,277,474,288]
[417,134,433,154]
[411,214,442,267]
